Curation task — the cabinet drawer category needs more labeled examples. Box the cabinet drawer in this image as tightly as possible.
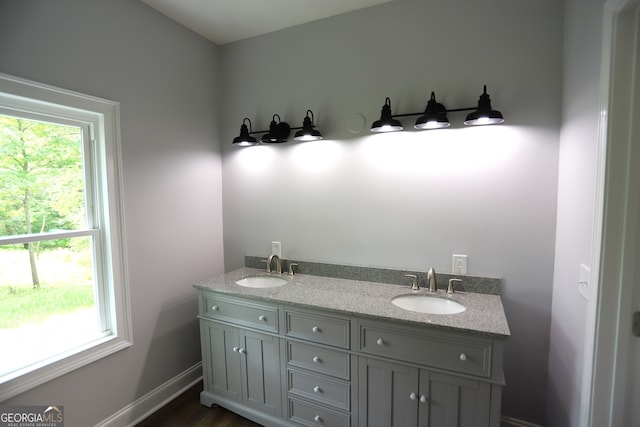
[287,341,350,380]
[288,397,350,427]
[285,309,350,349]
[358,322,492,378]
[288,368,350,411]
[202,293,278,333]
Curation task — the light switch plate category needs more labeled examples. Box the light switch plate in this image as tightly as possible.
[578,264,590,301]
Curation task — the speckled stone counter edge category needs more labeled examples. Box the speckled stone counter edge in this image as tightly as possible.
[246,256,501,295]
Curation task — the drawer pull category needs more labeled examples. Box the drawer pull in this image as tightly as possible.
[211,305,219,311]
[409,392,417,400]
[459,353,467,361]
[238,348,246,355]
[376,338,384,346]
[313,386,322,393]
[312,356,321,363]
[312,326,320,333]
[314,415,322,423]
[420,395,428,403]
[258,315,266,321]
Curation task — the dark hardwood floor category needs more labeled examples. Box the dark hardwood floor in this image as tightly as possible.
[135,381,262,427]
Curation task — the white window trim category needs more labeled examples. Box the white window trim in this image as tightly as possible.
[0,73,132,400]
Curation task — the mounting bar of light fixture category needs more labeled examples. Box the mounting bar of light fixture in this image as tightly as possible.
[232,111,323,146]
[370,85,504,132]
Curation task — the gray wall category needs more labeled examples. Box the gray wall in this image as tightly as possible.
[547,0,606,425]
[0,1,224,426]
[220,0,562,423]
[0,0,594,425]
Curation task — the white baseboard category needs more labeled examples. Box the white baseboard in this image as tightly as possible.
[95,362,202,427]
[501,415,545,427]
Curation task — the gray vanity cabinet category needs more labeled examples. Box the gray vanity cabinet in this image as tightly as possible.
[356,319,501,427]
[358,357,491,427]
[196,289,505,427]
[358,357,419,426]
[199,293,282,420]
[284,308,354,426]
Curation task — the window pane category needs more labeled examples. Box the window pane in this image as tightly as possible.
[0,115,86,236]
[0,237,102,377]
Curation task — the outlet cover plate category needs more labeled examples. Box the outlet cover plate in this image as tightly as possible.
[271,241,281,258]
[452,254,468,275]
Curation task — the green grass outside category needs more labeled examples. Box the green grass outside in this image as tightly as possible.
[0,284,94,328]
[0,247,95,329]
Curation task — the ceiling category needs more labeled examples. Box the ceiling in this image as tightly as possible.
[140,0,395,45]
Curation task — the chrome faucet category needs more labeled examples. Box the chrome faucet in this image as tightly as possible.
[427,267,437,292]
[266,254,282,274]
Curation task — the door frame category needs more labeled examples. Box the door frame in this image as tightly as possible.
[583,1,640,425]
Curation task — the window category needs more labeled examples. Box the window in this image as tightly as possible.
[0,74,131,400]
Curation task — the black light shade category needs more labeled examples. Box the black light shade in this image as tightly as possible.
[232,118,258,146]
[464,85,504,126]
[371,97,403,132]
[414,92,451,130]
[294,110,323,141]
[261,114,291,143]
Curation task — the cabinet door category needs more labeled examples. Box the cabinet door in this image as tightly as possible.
[419,371,491,427]
[241,330,281,416]
[202,320,243,402]
[358,357,419,427]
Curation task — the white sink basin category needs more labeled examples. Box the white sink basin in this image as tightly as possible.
[392,294,466,315]
[235,275,288,288]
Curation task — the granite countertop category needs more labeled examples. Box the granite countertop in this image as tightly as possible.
[194,267,510,338]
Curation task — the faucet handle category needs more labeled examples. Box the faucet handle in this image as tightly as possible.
[288,263,299,276]
[404,274,419,290]
[447,278,462,294]
[261,259,270,273]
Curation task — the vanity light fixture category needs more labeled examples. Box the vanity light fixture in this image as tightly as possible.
[414,92,451,129]
[232,110,323,146]
[370,97,404,132]
[232,118,258,146]
[370,85,504,133]
[261,114,291,143]
[293,110,323,141]
[463,85,504,125]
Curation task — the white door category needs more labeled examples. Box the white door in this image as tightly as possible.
[587,2,640,426]
[625,5,640,425]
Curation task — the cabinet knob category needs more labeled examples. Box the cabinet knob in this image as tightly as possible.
[312,326,320,333]
[314,415,322,423]
[420,395,428,403]
[258,315,266,321]
[232,346,239,352]
[459,353,467,361]
[312,356,321,363]
[238,348,246,355]
[211,305,219,311]
[409,392,417,400]
[313,386,322,393]
[376,338,384,346]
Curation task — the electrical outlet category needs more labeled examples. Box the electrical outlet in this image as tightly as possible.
[271,241,281,258]
[452,254,468,275]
